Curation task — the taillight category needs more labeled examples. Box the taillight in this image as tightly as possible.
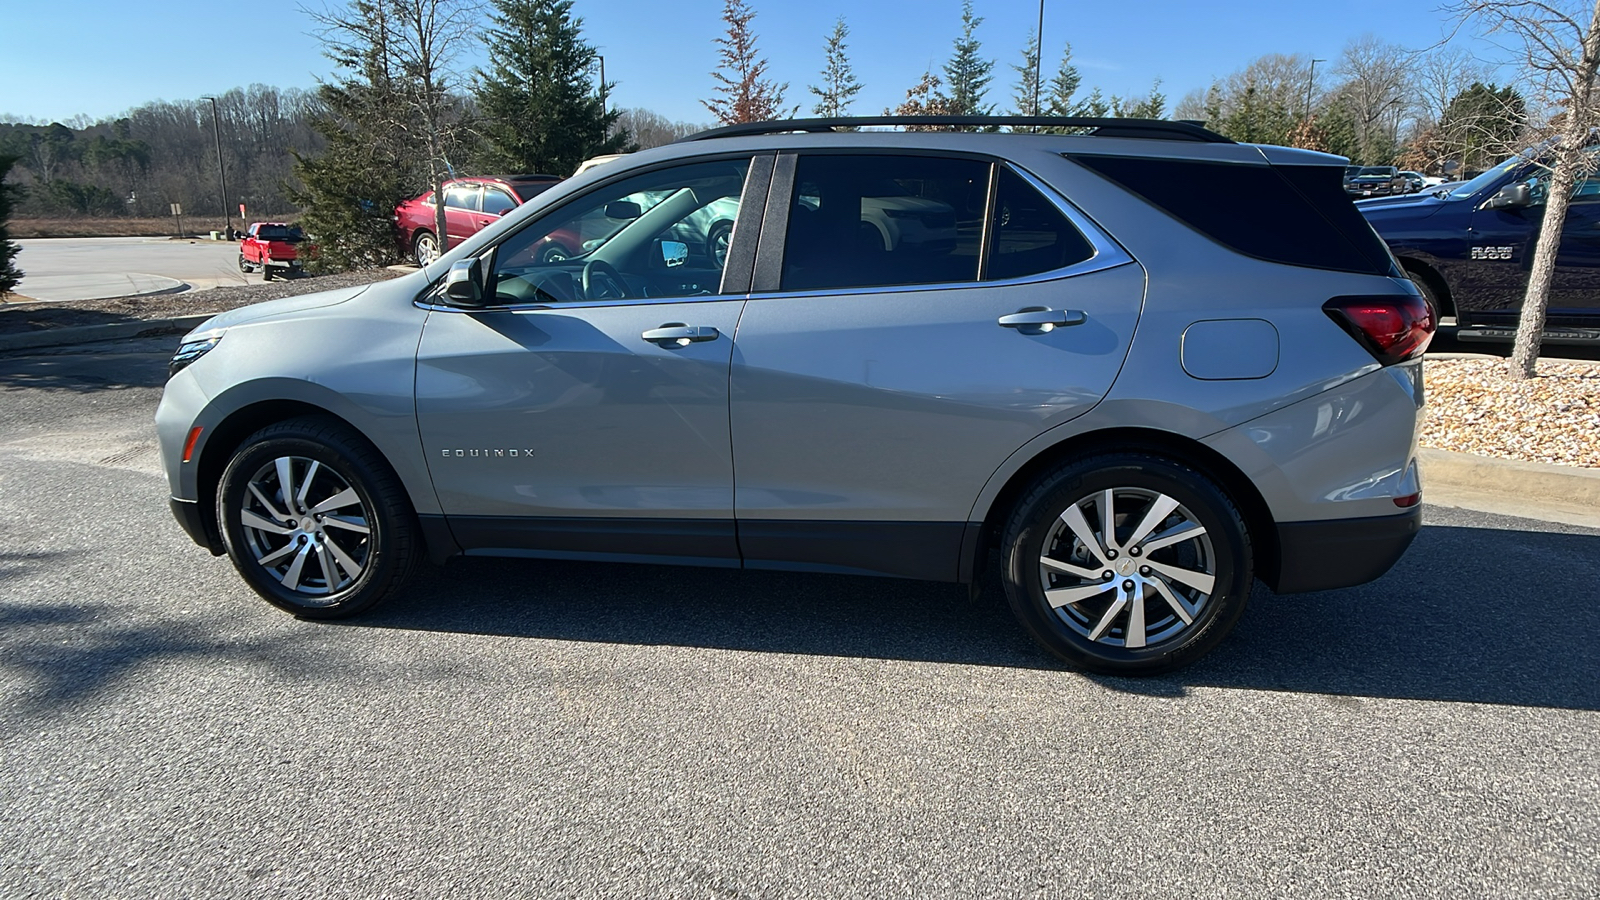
[1322,294,1435,365]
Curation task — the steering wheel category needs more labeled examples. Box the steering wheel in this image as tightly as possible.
[581,259,630,300]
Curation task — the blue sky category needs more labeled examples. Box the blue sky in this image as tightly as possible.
[3,0,1508,125]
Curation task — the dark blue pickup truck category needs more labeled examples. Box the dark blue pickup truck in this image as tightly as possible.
[1358,152,1600,344]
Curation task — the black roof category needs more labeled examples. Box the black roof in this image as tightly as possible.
[681,116,1231,144]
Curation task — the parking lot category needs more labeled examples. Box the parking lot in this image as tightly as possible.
[10,237,266,302]
[1,336,1596,897]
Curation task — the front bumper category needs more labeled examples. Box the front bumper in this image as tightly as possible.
[1268,506,1421,593]
[170,497,224,555]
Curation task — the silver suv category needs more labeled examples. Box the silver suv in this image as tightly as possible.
[157,117,1434,675]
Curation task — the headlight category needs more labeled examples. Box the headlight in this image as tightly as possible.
[169,332,223,378]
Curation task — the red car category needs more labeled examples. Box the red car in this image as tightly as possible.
[237,222,315,281]
[395,175,562,266]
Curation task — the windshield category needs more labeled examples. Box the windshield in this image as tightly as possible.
[1448,155,1532,200]
[1355,167,1395,177]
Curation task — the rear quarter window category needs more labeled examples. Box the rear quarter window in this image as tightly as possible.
[1069,155,1399,276]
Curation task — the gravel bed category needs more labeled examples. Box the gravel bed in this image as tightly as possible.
[1423,357,1600,469]
[0,269,404,335]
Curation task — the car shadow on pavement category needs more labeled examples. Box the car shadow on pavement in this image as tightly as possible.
[357,521,1600,712]
[0,336,173,393]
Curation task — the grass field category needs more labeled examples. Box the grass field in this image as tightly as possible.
[11,215,299,239]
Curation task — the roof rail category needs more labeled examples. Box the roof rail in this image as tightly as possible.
[680,116,1232,144]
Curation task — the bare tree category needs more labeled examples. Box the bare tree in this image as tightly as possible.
[388,0,479,253]
[1451,0,1600,376]
[612,108,706,149]
[1335,36,1413,163]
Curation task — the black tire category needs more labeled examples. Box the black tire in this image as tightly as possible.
[215,416,420,619]
[1000,453,1253,675]
[1405,270,1452,328]
[237,253,253,274]
[262,263,275,281]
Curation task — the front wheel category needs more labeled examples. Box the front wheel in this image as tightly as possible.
[1000,453,1253,675]
[237,253,253,273]
[216,416,420,619]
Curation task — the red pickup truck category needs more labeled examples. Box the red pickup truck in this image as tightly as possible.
[238,223,315,281]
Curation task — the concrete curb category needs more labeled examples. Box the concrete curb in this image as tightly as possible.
[1420,447,1600,510]
[0,314,215,353]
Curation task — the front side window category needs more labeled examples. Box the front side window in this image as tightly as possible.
[780,155,988,292]
[487,158,749,305]
[444,185,480,211]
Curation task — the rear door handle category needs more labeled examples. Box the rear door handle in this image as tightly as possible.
[997,307,1087,333]
[642,323,720,346]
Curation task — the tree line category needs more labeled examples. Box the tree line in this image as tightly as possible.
[0,0,1539,259]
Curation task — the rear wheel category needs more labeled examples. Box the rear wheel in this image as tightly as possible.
[413,231,439,266]
[216,416,420,619]
[1000,453,1253,675]
[1406,269,1453,328]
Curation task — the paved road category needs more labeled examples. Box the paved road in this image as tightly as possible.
[1,338,1596,898]
[11,236,267,302]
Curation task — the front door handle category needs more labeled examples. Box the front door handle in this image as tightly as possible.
[642,323,720,346]
[997,307,1087,334]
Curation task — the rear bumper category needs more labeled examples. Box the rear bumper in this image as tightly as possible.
[1267,506,1421,594]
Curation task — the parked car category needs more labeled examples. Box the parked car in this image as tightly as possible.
[158,116,1430,675]
[1359,147,1600,341]
[1397,171,1428,194]
[238,223,314,281]
[1344,166,1405,197]
[395,175,562,266]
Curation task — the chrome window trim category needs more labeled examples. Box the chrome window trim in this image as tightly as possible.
[742,259,1137,303]
[415,291,741,314]
[748,160,1134,301]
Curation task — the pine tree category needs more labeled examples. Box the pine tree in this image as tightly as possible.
[475,0,630,176]
[1011,29,1042,120]
[942,0,994,117]
[809,17,863,118]
[1043,43,1082,118]
[0,154,21,295]
[1074,87,1110,118]
[293,0,415,270]
[703,0,792,125]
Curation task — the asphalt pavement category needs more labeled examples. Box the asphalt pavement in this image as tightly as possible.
[10,236,264,302]
[0,337,1596,898]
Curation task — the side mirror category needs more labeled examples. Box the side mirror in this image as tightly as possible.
[444,258,486,306]
[1488,183,1533,209]
[659,240,689,268]
[604,200,642,220]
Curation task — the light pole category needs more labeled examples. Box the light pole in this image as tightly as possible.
[1033,0,1045,119]
[1304,58,1325,121]
[200,97,232,237]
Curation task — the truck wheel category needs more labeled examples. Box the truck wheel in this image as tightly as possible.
[215,416,421,619]
[262,263,275,281]
[237,253,252,274]
[1000,453,1253,675]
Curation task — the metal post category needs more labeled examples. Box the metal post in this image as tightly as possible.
[1305,59,1325,121]
[599,55,607,121]
[201,97,232,237]
[1033,0,1045,119]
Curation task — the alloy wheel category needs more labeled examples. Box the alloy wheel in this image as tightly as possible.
[237,455,372,604]
[1038,487,1216,649]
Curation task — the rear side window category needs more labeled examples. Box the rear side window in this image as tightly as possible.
[1070,155,1398,276]
[781,155,988,291]
[482,188,517,215]
[986,167,1095,281]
